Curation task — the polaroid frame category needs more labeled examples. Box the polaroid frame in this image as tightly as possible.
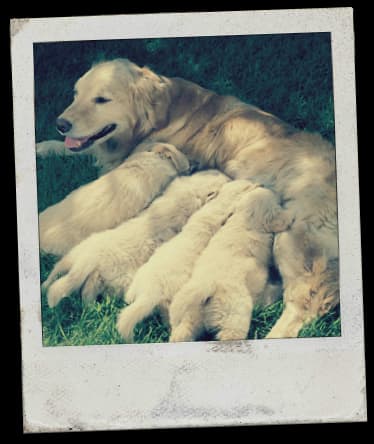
[11,8,366,432]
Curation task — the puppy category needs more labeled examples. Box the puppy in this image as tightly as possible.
[42,170,230,308]
[39,142,190,256]
[169,186,292,342]
[116,179,258,343]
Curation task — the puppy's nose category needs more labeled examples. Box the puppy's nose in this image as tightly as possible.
[56,117,72,134]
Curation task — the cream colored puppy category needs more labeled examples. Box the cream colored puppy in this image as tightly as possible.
[169,186,292,342]
[117,179,257,343]
[39,142,190,256]
[43,170,230,308]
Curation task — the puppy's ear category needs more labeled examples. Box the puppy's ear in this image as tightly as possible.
[206,190,219,202]
[152,144,190,173]
[263,207,293,233]
[166,150,190,174]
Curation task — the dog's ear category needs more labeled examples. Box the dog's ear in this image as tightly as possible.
[245,189,293,233]
[140,66,165,83]
[132,66,171,131]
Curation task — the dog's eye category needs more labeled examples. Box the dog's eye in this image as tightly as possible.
[94,96,111,104]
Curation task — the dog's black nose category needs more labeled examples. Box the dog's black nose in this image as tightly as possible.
[56,117,72,134]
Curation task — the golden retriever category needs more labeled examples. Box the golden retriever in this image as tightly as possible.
[42,170,229,308]
[38,58,339,338]
[39,142,190,256]
[169,186,291,342]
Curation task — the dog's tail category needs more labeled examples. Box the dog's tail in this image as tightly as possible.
[117,299,157,343]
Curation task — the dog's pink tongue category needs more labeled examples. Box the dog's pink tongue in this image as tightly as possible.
[65,136,89,149]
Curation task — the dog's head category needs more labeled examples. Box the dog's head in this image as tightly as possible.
[150,143,190,174]
[56,59,171,153]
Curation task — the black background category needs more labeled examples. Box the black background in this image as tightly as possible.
[4,3,369,439]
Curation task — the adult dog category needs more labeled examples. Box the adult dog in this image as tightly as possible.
[38,58,339,338]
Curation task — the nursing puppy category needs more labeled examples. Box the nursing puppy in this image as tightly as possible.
[39,142,190,256]
[117,180,257,343]
[169,186,291,342]
[42,171,230,308]
[39,58,339,337]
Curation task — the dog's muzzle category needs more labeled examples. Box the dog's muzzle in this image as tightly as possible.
[62,124,117,152]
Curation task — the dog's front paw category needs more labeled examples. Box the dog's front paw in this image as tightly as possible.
[41,279,50,295]
[36,140,66,157]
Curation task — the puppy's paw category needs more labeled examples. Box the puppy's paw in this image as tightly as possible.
[47,277,71,308]
[169,324,194,343]
[168,299,186,328]
[81,271,104,305]
[124,288,136,304]
[216,329,247,342]
[116,309,135,343]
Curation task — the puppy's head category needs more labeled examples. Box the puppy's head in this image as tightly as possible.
[239,187,293,233]
[184,170,230,204]
[151,143,190,174]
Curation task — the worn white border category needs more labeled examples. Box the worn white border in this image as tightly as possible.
[11,9,366,432]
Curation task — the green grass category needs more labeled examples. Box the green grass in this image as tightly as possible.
[35,33,340,346]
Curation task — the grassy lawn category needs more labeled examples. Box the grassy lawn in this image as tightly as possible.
[35,33,340,346]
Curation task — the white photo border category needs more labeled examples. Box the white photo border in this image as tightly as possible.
[11,8,366,432]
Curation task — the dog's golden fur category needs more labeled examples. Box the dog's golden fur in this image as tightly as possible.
[38,58,339,338]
